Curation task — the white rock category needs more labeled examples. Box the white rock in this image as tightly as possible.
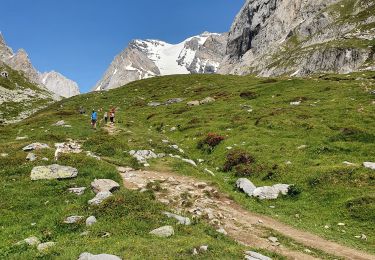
[268,236,278,243]
[78,252,122,260]
[149,226,174,237]
[363,162,375,170]
[290,101,301,106]
[181,158,197,167]
[216,227,227,235]
[88,191,113,205]
[86,216,97,226]
[22,143,49,151]
[337,223,345,226]
[37,242,55,251]
[16,136,28,140]
[245,251,272,260]
[0,153,8,157]
[17,236,41,246]
[91,179,120,194]
[199,245,208,252]
[236,178,256,196]
[68,187,86,195]
[26,153,37,161]
[163,212,191,225]
[64,216,84,224]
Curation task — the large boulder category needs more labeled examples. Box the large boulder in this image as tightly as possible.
[91,179,120,194]
[236,178,256,196]
[88,191,113,205]
[253,186,280,200]
[30,165,78,180]
[78,253,122,260]
[22,143,49,151]
[149,226,174,237]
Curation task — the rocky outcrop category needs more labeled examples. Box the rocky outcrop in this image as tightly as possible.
[40,71,80,98]
[219,0,375,77]
[30,165,78,180]
[0,32,80,97]
[93,32,227,91]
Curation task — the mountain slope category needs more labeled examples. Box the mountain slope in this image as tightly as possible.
[0,32,80,98]
[219,0,375,76]
[94,32,227,91]
[0,73,374,258]
[0,65,55,124]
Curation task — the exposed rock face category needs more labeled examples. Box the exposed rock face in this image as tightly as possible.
[0,32,80,97]
[219,0,375,77]
[91,179,120,194]
[93,32,227,91]
[40,71,80,98]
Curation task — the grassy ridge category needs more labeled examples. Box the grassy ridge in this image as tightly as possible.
[0,73,374,258]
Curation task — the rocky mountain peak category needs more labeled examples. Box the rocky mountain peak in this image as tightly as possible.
[94,32,228,91]
[0,33,80,97]
[40,71,80,98]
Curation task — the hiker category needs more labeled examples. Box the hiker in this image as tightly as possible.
[103,111,108,124]
[109,108,115,124]
[91,109,98,129]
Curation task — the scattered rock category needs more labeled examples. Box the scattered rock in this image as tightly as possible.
[337,223,345,226]
[129,150,158,165]
[78,252,122,260]
[181,158,197,167]
[91,179,120,194]
[88,191,113,205]
[22,143,49,151]
[42,157,49,161]
[163,212,191,225]
[148,102,162,107]
[187,100,200,106]
[68,187,86,195]
[16,136,28,140]
[268,236,278,243]
[253,186,280,200]
[290,101,301,106]
[216,227,227,235]
[26,153,37,161]
[200,97,215,104]
[37,242,55,251]
[245,251,272,260]
[30,164,78,180]
[170,127,177,131]
[149,226,174,237]
[53,120,67,126]
[363,162,375,170]
[236,178,256,196]
[166,98,183,105]
[17,236,41,246]
[64,216,84,224]
[297,145,307,150]
[86,216,97,226]
[0,153,8,157]
[86,151,101,160]
[304,249,312,254]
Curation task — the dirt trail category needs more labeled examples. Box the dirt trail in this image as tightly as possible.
[118,167,375,260]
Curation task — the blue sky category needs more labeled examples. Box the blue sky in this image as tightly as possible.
[0,0,244,92]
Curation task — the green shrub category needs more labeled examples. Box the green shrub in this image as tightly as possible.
[287,185,302,198]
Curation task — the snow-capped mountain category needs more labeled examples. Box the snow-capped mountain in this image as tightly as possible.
[94,32,227,91]
[0,32,80,98]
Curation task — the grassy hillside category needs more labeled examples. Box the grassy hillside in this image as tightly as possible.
[0,73,374,258]
[0,65,54,124]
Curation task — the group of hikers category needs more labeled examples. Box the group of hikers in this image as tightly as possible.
[89,107,116,129]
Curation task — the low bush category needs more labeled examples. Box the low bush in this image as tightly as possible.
[223,149,255,172]
[197,132,225,153]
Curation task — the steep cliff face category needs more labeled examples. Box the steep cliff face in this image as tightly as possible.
[219,0,375,76]
[94,32,227,91]
[0,33,80,97]
[40,71,80,98]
